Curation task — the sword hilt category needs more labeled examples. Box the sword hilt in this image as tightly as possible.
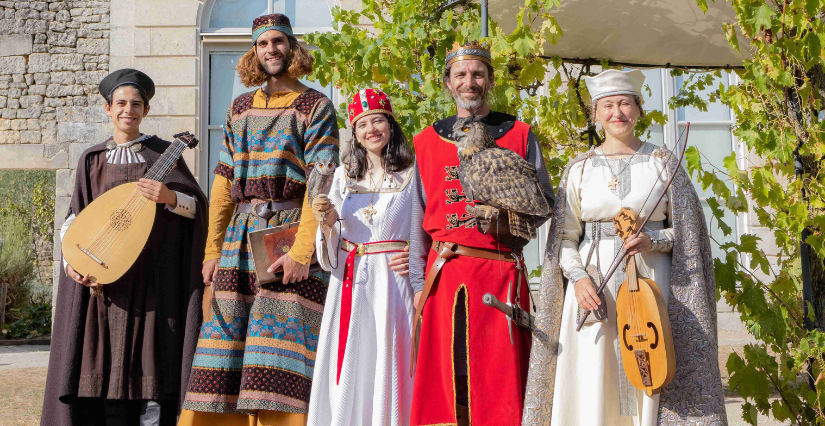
[483,292,513,316]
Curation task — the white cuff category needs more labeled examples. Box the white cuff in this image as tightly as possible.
[166,191,196,219]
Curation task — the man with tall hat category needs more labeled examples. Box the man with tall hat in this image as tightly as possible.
[41,69,209,426]
[179,13,338,426]
[409,41,555,426]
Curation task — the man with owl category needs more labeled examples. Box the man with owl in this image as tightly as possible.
[408,41,555,426]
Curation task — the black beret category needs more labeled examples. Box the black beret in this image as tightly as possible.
[99,68,155,101]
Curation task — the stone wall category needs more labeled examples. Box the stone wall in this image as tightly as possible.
[0,0,111,298]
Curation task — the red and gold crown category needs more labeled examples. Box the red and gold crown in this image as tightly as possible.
[347,88,394,126]
[445,40,492,67]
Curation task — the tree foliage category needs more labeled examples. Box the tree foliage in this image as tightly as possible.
[685,0,825,423]
[304,0,664,181]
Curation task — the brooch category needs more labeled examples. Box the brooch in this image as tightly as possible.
[106,140,143,152]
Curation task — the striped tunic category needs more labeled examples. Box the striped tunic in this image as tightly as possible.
[182,87,339,415]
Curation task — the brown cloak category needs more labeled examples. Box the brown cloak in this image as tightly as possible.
[522,148,727,425]
[41,136,208,426]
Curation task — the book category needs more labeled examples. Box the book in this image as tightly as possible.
[248,222,321,284]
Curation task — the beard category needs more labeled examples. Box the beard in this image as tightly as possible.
[451,87,488,111]
[259,54,291,77]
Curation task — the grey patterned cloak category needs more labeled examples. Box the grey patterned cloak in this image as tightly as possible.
[521,148,728,425]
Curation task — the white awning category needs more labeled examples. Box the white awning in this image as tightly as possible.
[489,0,750,68]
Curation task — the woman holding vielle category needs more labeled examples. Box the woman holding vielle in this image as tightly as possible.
[308,88,416,426]
[522,69,727,426]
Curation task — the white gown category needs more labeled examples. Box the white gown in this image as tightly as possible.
[308,165,416,426]
[552,143,676,426]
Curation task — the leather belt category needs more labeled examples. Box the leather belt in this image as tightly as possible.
[337,239,408,384]
[410,241,520,376]
[235,198,302,220]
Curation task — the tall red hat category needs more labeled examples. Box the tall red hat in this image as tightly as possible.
[347,88,394,126]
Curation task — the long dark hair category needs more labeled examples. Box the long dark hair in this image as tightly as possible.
[343,114,415,180]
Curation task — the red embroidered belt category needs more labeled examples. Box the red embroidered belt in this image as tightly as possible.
[336,238,408,384]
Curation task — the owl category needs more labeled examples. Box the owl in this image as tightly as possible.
[452,115,550,240]
[307,155,338,206]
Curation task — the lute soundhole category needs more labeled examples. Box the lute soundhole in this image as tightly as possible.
[110,209,133,231]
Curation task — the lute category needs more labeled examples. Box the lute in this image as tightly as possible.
[62,132,199,285]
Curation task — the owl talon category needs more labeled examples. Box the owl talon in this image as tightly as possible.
[467,204,499,220]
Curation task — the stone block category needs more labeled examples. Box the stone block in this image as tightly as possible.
[47,31,77,47]
[151,87,197,116]
[0,56,26,75]
[41,127,57,143]
[53,195,71,233]
[74,70,107,85]
[131,57,197,86]
[28,53,51,73]
[109,56,132,72]
[134,0,201,27]
[58,122,110,144]
[21,130,41,143]
[0,144,68,168]
[86,103,109,123]
[22,20,47,34]
[17,106,42,119]
[10,119,26,130]
[51,54,84,71]
[69,141,94,166]
[29,84,46,95]
[50,71,76,85]
[26,119,40,130]
[19,95,43,108]
[55,168,73,197]
[46,84,84,97]
[134,27,197,57]
[15,9,40,20]
[0,119,8,130]
[0,130,20,143]
[0,34,32,57]
[139,116,197,138]
[77,38,107,55]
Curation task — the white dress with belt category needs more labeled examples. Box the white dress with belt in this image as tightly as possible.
[308,165,416,426]
[551,142,677,426]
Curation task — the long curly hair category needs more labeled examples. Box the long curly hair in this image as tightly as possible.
[343,114,415,180]
[236,36,314,87]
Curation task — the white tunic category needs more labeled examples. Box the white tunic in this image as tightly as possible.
[552,143,676,426]
[308,165,416,426]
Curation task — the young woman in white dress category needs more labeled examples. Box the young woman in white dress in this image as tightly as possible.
[307,88,416,426]
[553,70,676,426]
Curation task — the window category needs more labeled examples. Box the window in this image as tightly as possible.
[199,0,336,191]
[203,0,333,33]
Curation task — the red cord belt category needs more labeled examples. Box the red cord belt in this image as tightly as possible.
[336,238,408,384]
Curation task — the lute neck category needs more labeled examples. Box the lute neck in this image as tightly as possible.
[143,139,187,182]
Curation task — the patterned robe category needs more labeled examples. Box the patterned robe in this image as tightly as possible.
[181,87,339,416]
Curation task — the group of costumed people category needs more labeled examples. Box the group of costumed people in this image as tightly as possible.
[39,11,728,426]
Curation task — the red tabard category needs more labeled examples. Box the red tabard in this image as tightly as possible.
[410,121,533,426]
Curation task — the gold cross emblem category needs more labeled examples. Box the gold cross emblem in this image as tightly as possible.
[608,176,620,191]
[362,203,378,222]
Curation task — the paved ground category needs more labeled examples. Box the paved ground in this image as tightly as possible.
[0,344,50,370]
[0,305,792,426]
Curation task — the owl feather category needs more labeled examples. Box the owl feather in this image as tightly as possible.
[453,116,550,240]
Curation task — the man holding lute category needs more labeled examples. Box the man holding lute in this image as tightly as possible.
[41,69,209,426]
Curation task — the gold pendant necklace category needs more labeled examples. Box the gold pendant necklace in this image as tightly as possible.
[362,165,385,222]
